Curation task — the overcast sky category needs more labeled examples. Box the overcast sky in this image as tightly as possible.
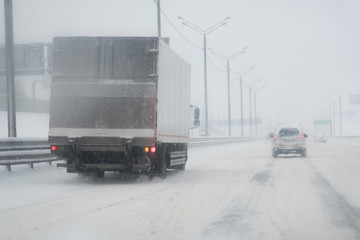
[1,0,359,135]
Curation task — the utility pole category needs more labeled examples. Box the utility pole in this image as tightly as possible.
[4,0,17,137]
[157,0,161,38]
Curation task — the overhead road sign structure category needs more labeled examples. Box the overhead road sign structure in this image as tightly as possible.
[314,120,331,125]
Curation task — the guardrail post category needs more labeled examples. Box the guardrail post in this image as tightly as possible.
[6,164,11,172]
[29,163,34,169]
[48,161,52,166]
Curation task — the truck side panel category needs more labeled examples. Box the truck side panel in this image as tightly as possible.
[156,41,191,143]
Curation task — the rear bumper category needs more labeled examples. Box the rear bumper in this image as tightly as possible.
[51,136,156,173]
[272,141,306,153]
[272,144,306,154]
[49,136,155,147]
[57,162,127,171]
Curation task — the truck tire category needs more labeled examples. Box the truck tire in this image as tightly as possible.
[96,169,105,178]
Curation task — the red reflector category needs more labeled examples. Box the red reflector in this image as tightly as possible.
[145,147,149,152]
[150,147,156,153]
[51,146,57,151]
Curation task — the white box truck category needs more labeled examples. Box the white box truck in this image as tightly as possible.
[49,37,199,178]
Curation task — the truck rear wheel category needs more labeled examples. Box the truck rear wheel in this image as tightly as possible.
[96,169,105,178]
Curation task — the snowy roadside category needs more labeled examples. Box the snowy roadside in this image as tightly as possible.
[328,136,360,146]
[0,111,49,138]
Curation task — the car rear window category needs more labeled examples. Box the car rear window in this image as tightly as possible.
[278,128,299,137]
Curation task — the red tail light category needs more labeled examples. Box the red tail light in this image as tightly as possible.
[150,147,156,153]
[274,134,277,139]
[145,147,156,153]
[301,134,304,138]
[51,145,57,151]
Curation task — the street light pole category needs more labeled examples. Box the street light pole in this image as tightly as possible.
[249,87,252,136]
[330,89,342,136]
[254,85,266,137]
[332,99,336,136]
[209,47,247,136]
[226,59,231,136]
[4,0,17,137]
[179,16,230,136]
[339,95,342,136]
[326,94,336,136]
[248,78,262,136]
[329,103,333,136]
[254,90,257,136]
[203,34,208,135]
[240,76,244,136]
[235,65,256,136]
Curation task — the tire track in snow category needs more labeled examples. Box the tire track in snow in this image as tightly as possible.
[306,158,360,239]
[202,157,295,240]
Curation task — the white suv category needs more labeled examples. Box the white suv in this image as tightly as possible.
[272,124,308,157]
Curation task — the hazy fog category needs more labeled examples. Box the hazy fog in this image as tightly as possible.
[1,0,360,135]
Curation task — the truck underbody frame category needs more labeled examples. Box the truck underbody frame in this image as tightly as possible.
[53,136,187,178]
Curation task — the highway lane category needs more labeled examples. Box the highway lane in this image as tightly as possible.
[0,140,360,240]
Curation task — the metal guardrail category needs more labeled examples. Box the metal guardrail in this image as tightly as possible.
[0,138,64,171]
[0,137,259,172]
[189,137,259,147]
[0,138,49,151]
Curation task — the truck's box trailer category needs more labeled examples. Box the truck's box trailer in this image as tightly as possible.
[49,37,197,178]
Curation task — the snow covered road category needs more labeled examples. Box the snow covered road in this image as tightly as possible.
[1,140,360,240]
